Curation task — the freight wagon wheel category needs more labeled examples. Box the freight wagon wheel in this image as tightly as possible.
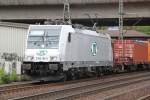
[148,64,150,70]
[143,64,147,70]
[96,72,103,77]
[99,73,104,77]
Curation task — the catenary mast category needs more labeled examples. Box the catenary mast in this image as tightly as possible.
[119,0,124,40]
[63,0,72,24]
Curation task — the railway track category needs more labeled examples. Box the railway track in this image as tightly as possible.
[0,81,39,91]
[0,76,102,99]
[0,71,149,100]
[0,72,131,93]
[138,95,150,100]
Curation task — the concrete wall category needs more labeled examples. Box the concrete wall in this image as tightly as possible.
[0,0,148,6]
[0,2,149,20]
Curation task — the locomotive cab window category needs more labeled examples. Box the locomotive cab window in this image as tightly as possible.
[27,26,62,49]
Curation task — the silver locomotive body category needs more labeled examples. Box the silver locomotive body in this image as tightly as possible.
[22,25,113,80]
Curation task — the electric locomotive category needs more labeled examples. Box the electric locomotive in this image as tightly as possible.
[22,23,113,81]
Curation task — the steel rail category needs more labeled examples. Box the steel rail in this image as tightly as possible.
[0,81,39,91]
[11,72,150,100]
[138,95,150,100]
[1,71,148,95]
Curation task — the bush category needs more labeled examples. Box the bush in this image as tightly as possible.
[0,68,4,84]
[20,75,31,81]
[0,67,10,84]
[0,67,19,84]
[10,68,18,82]
[1,74,10,83]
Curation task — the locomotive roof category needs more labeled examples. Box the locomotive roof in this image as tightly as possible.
[29,24,111,39]
[74,28,110,39]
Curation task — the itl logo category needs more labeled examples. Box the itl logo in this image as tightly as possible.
[91,42,97,56]
[36,50,48,56]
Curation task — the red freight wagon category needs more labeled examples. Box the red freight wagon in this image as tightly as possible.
[113,40,150,71]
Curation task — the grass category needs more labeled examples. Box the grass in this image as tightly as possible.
[134,26,150,35]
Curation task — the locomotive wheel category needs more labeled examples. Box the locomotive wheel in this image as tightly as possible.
[71,72,77,80]
[60,72,67,82]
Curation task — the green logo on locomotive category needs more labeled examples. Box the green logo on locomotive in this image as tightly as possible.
[36,50,48,56]
[91,42,97,56]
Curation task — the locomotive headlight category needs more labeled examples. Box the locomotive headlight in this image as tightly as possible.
[26,56,34,61]
[50,56,57,61]
[53,57,57,61]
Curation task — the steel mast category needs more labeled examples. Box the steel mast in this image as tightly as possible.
[63,0,71,24]
[119,0,124,40]
[119,0,125,71]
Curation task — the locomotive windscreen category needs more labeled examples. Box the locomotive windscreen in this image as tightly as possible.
[27,26,62,49]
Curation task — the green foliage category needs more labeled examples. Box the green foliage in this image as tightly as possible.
[98,26,107,30]
[20,75,31,81]
[0,67,19,84]
[10,68,18,82]
[2,75,10,84]
[0,68,4,84]
[0,67,10,84]
[134,26,150,35]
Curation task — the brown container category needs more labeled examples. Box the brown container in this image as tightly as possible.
[113,40,149,65]
[133,41,148,63]
[148,41,150,62]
